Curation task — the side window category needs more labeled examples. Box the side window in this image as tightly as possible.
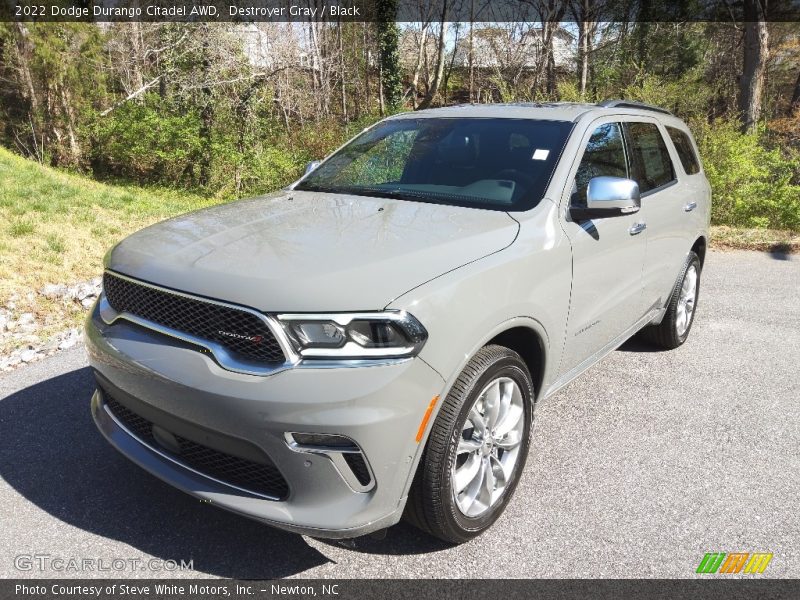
[666,126,701,175]
[572,122,627,205]
[624,122,676,193]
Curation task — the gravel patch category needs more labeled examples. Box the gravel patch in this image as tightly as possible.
[0,277,100,372]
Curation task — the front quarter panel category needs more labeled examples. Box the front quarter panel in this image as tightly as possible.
[388,199,572,403]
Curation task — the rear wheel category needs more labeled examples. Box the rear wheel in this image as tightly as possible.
[405,345,534,544]
[640,251,701,349]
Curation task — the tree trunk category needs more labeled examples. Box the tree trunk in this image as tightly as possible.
[789,69,800,116]
[417,2,448,110]
[546,44,557,96]
[128,19,145,94]
[442,24,461,105]
[12,23,39,117]
[59,84,81,164]
[574,0,594,100]
[338,21,348,121]
[377,1,402,112]
[739,0,769,133]
[363,23,371,114]
[378,63,385,116]
[410,25,428,109]
[531,1,566,99]
[468,0,475,102]
[198,26,213,187]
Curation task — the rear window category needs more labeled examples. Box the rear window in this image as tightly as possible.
[666,126,701,175]
[624,122,676,193]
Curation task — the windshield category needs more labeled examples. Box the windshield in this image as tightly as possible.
[295,117,573,211]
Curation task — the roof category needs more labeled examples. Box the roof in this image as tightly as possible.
[389,101,679,124]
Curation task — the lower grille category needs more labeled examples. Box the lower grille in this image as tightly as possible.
[104,393,289,500]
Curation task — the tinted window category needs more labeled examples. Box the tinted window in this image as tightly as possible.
[624,122,676,193]
[296,118,573,211]
[666,126,701,174]
[572,122,628,205]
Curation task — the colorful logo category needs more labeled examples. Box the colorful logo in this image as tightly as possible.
[696,552,773,574]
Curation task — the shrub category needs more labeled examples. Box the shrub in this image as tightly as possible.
[696,120,800,231]
[90,96,201,183]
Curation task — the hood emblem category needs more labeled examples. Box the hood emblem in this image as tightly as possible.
[217,330,263,343]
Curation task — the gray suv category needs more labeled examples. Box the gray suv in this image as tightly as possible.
[87,101,710,543]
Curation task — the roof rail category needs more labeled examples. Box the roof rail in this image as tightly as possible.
[597,99,673,115]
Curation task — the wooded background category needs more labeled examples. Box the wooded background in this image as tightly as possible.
[1,2,798,230]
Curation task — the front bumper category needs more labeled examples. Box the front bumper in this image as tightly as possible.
[86,305,445,538]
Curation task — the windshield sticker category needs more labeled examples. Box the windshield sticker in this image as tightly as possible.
[532,149,550,160]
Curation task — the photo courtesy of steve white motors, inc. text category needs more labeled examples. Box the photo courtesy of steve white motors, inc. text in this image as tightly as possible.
[37,3,363,19]
[14,583,341,597]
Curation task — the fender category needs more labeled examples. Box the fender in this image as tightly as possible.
[396,316,550,505]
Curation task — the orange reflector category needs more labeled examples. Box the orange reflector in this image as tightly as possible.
[415,396,439,443]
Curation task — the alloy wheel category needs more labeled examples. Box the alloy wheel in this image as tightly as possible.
[451,376,525,517]
[676,264,698,337]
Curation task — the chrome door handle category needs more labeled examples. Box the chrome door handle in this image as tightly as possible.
[684,201,697,212]
[629,222,647,235]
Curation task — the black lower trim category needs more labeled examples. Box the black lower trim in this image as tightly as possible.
[94,374,289,500]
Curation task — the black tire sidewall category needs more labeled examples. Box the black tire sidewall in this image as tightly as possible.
[673,253,702,345]
[439,354,534,538]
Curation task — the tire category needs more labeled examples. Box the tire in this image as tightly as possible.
[639,251,701,350]
[405,345,534,544]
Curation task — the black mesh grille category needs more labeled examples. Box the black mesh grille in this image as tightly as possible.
[343,453,372,486]
[103,272,285,363]
[105,393,289,500]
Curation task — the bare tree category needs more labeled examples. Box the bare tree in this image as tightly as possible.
[417,0,449,110]
[571,0,599,99]
[338,20,347,121]
[468,0,475,101]
[739,0,769,132]
[522,0,567,97]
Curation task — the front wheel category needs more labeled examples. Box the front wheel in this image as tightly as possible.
[405,345,534,544]
[640,251,701,349]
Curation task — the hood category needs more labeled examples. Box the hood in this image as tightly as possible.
[107,190,519,312]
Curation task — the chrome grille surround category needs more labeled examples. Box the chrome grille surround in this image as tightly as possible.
[99,270,298,377]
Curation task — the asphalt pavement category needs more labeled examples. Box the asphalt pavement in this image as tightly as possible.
[1,249,797,579]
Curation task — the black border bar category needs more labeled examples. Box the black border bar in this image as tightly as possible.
[5,579,800,600]
[3,0,800,23]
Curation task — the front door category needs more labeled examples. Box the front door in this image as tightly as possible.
[558,120,649,374]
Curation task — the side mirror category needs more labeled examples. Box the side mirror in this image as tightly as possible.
[304,160,321,176]
[570,176,640,221]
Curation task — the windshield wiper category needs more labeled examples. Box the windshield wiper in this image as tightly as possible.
[297,184,424,202]
[348,186,490,205]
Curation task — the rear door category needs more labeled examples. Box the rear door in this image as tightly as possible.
[558,119,649,374]
[622,119,685,309]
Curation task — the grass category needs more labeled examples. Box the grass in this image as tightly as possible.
[0,146,222,354]
[0,146,219,299]
[8,219,35,237]
[710,225,800,254]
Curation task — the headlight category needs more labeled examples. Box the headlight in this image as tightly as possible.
[277,311,427,359]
